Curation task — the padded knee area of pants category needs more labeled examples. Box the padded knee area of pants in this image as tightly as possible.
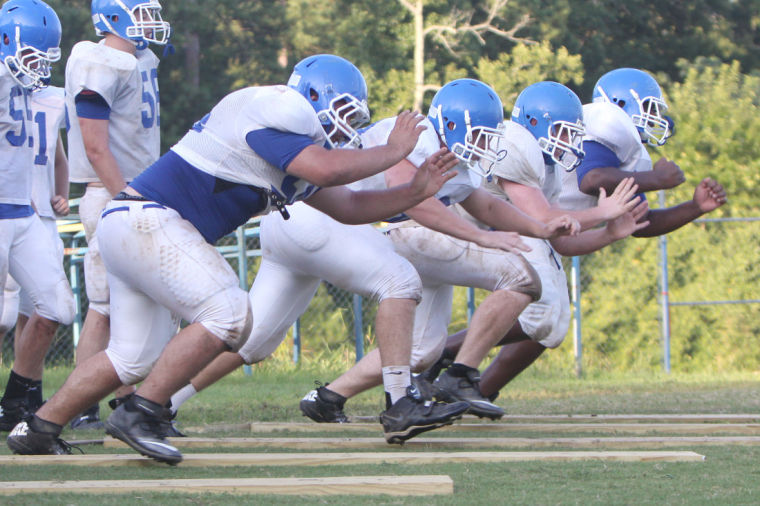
[199,286,251,352]
[88,300,110,317]
[494,256,542,302]
[33,278,76,325]
[410,333,447,373]
[375,259,422,303]
[106,348,155,386]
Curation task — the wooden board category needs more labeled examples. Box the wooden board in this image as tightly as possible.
[0,475,453,496]
[0,450,705,467]
[351,414,760,424]
[101,435,760,450]
[238,422,760,435]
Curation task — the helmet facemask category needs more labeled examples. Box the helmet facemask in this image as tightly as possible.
[3,27,59,90]
[629,89,670,146]
[537,119,585,172]
[126,1,170,45]
[435,107,506,177]
[316,92,370,149]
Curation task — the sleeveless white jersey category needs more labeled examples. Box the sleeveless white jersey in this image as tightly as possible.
[347,116,482,217]
[29,86,66,218]
[0,65,34,205]
[171,85,325,211]
[66,41,161,183]
[558,102,652,211]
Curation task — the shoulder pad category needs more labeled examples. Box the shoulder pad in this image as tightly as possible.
[66,42,138,107]
[242,86,325,140]
[69,41,138,73]
[582,102,641,163]
[492,121,544,188]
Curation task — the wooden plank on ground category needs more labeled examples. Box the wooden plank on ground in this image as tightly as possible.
[102,435,760,450]
[0,450,705,467]
[240,421,760,435]
[350,414,760,424]
[0,475,453,496]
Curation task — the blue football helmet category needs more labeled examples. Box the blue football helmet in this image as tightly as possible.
[288,54,370,149]
[511,81,585,171]
[427,78,506,177]
[593,68,670,146]
[91,0,170,48]
[0,0,61,90]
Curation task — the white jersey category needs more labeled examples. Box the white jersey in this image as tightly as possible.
[0,65,34,205]
[66,41,161,183]
[171,85,325,213]
[484,121,562,204]
[348,116,481,220]
[558,102,652,211]
[29,86,66,218]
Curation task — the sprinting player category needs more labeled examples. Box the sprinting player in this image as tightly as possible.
[64,0,172,429]
[0,0,75,432]
[8,54,459,464]
[432,70,726,400]
[293,79,579,422]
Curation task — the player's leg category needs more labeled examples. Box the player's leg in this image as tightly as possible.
[99,204,250,463]
[73,186,132,426]
[389,226,540,419]
[1,216,74,431]
[171,256,321,414]
[478,240,570,397]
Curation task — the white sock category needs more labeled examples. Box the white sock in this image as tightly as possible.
[382,365,411,405]
[169,383,197,414]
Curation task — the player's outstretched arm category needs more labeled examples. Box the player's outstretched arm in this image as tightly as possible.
[287,111,427,188]
[632,177,727,238]
[579,157,685,196]
[461,188,580,239]
[552,199,650,256]
[305,149,458,224]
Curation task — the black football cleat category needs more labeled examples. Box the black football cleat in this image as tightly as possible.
[300,383,349,423]
[433,364,505,420]
[380,385,468,444]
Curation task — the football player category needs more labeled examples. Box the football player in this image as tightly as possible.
[7,54,458,464]
[0,0,75,433]
[65,0,172,429]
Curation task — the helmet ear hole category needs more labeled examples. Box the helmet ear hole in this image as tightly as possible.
[3,34,8,45]
[446,120,456,131]
[615,99,625,108]
[309,88,319,102]
[529,117,537,127]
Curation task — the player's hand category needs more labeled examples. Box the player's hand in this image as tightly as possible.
[607,199,650,240]
[51,195,69,216]
[387,111,427,159]
[652,157,685,189]
[596,177,641,220]
[477,230,531,253]
[541,215,581,239]
[693,177,727,213]
[409,148,458,199]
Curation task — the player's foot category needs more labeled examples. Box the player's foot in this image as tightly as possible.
[411,373,435,401]
[0,397,30,432]
[7,415,74,455]
[70,403,104,430]
[105,395,182,465]
[419,354,454,383]
[433,364,505,420]
[380,385,469,444]
[163,411,187,438]
[300,383,348,423]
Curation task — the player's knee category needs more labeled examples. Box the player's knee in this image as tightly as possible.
[199,288,252,352]
[88,301,110,318]
[106,351,154,386]
[375,259,422,302]
[33,281,76,325]
[520,303,571,349]
[410,334,446,372]
[495,258,542,302]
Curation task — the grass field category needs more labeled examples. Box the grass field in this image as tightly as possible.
[1,364,759,504]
